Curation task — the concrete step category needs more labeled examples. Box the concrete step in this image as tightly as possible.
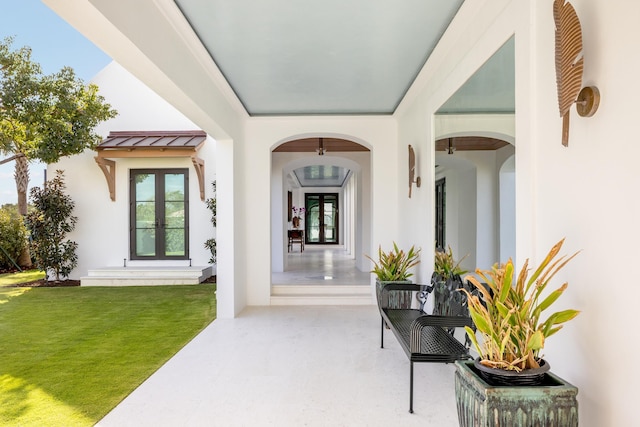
[81,266,213,286]
[270,285,374,306]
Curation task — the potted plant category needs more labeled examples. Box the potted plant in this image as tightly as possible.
[432,246,468,316]
[454,238,580,426]
[367,242,420,309]
[291,206,305,229]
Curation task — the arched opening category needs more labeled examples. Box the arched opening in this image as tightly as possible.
[270,136,372,304]
[431,36,515,273]
[433,136,515,271]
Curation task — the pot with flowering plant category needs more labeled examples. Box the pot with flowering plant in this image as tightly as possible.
[453,238,580,427]
[291,206,305,229]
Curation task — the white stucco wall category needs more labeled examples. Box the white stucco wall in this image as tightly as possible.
[50,62,217,279]
[396,0,640,425]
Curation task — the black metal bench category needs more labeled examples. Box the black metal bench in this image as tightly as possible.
[377,277,475,413]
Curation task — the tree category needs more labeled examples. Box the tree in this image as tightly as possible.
[25,170,78,281]
[0,37,117,215]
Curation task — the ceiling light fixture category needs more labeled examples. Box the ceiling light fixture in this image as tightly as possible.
[316,137,326,156]
[447,138,456,155]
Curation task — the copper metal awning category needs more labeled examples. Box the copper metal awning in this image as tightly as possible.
[95,130,207,201]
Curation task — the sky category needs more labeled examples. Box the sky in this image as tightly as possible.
[0,0,112,206]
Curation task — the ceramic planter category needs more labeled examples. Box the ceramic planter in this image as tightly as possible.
[431,273,464,316]
[375,279,412,309]
[454,360,578,427]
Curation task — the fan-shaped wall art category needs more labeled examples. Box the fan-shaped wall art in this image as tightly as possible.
[554,0,600,147]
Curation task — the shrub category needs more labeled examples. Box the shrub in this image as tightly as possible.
[0,208,27,269]
[25,170,78,281]
[204,181,217,264]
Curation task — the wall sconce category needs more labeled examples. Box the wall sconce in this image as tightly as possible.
[408,144,421,198]
[554,0,600,146]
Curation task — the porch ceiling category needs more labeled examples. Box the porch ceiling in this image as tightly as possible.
[46,0,516,119]
[174,0,466,116]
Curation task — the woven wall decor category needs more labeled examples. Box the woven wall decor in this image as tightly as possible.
[553,0,600,147]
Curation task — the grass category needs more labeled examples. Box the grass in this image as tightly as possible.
[0,269,45,286]
[0,284,217,426]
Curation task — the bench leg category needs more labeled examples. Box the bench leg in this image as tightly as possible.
[380,317,385,348]
[409,361,414,414]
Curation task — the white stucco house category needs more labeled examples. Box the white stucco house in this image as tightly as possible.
[52,61,217,285]
[44,0,639,424]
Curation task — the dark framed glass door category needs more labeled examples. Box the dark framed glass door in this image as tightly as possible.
[435,178,446,250]
[305,193,338,244]
[130,169,189,259]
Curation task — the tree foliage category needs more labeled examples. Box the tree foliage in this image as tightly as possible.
[0,36,117,214]
[25,170,78,281]
[0,207,27,269]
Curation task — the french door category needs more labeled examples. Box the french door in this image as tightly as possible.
[130,169,189,259]
[305,193,338,244]
[435,178,446,250]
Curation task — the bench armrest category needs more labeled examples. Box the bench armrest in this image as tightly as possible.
[409,314,473,353]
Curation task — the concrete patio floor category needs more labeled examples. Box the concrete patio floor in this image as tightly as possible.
[98,248,460,425]
[97,305,460,426]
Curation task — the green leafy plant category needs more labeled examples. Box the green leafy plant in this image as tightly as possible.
[366,242,421,281]
[204,181,217,264]
[434,245,468,279]
[24,170,78,281]
[461,238,580,372]
[0,207,27,269]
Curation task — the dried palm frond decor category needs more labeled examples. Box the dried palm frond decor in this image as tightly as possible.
[554,0,600,146]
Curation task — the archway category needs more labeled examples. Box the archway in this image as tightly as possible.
[270,136,372,302]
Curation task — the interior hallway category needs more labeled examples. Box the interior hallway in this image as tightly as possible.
[271,246,370,287]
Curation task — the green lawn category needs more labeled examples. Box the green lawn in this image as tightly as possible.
[0,269,46,286]
[0,284,217,426]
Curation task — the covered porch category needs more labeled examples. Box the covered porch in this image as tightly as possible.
[97,305,459,426]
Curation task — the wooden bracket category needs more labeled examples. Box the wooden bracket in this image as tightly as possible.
[94,157,116,201]
[191,155,205,201]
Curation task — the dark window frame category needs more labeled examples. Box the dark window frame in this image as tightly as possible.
[435,178,446,250]
[304,193,339,245]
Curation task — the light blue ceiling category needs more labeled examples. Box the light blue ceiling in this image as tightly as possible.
[437,37,515,114]
[174,0,465,116]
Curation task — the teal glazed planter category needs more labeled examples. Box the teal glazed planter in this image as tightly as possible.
[454,360,578,427]
[375,280,412,309]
